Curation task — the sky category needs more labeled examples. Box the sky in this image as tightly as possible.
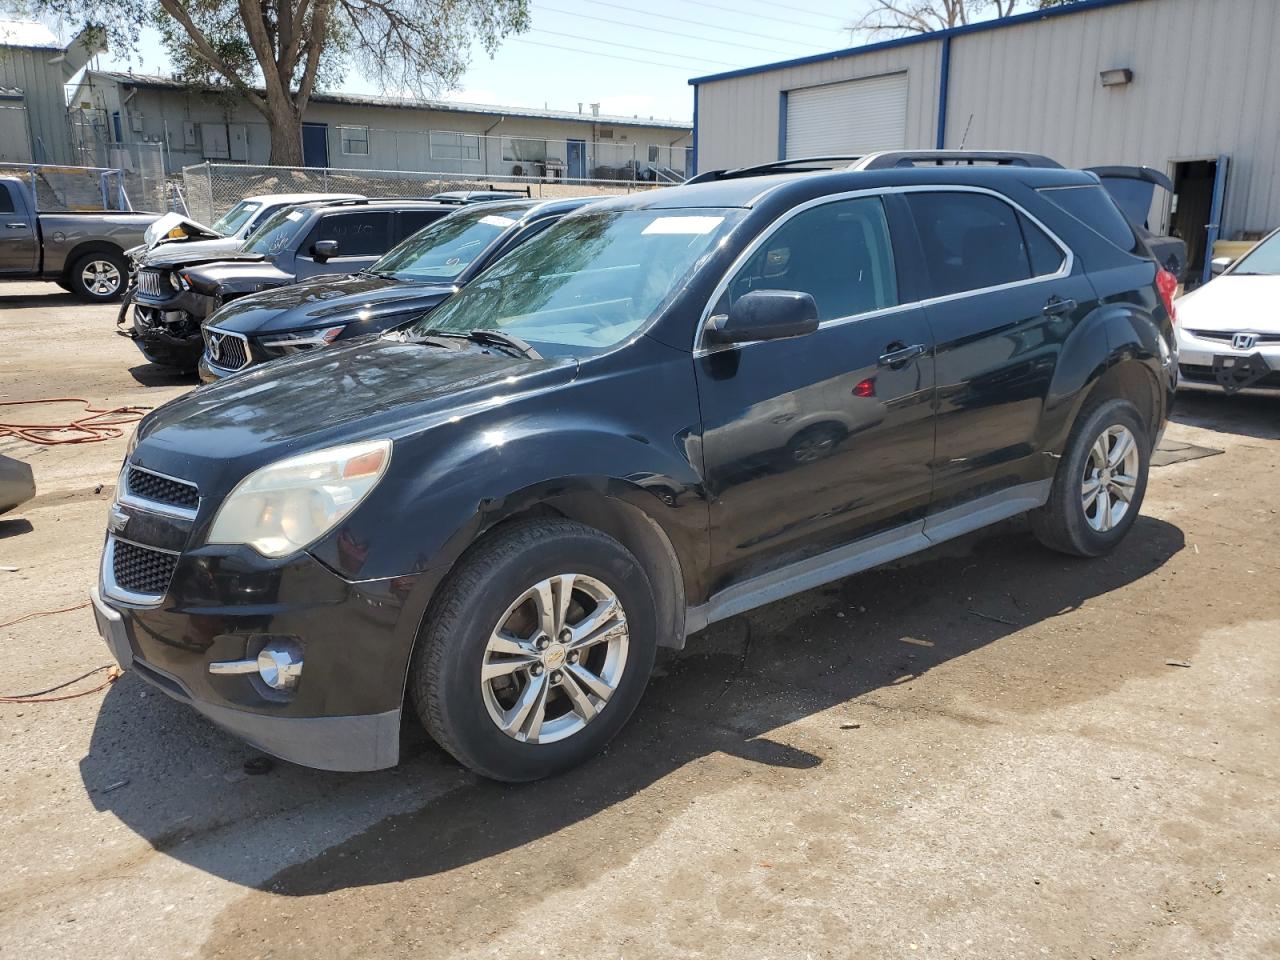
[26,0,871,122]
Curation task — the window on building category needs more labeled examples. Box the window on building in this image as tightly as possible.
[502,137,548,163]
[428,131,481,162]
[724,196,898,323]
[339,125,369,156]
[905,192,1036,297]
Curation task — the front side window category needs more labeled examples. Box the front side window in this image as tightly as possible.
[305,211,392,257]
[408,207,745,354]
[906,192,1039,297]
[1226,229,1280,276]
[429,131,481,161]
[724,196,898,322]
[210,199,261,235]
[339,125,369,156]
[373,203,527,282]
[242,207,312,256]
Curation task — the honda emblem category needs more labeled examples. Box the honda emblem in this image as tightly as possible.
[1231,332,1257,351]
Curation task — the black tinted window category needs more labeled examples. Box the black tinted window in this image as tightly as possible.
[906,192,1032,296]
[307,211,392,257]
[727,196,898,322]
[393,209,447,243]
[0,184,14,214]
[1038,185,1137,252]
[1019,213,1065,276]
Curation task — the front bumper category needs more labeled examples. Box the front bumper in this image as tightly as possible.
[1175,330,1280,395]
[90,539,420,771]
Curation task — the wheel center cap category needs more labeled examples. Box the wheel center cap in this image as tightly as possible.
[542,643,567,670]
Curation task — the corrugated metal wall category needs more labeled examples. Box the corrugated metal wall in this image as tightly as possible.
[0,44,72,164]
[694,0,1280,238]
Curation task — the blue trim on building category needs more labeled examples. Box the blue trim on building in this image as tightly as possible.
[690,84,699,176]
[687,0,1138,87]
[935,35,951,149]
[777,92,789,160]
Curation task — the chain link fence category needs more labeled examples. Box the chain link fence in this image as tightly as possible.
[181,162,665,227]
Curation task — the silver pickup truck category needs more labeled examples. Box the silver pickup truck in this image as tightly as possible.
[0,176,162,302]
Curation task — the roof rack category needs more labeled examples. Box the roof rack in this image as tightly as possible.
[685,155,864,184]
[852,150,1062,170]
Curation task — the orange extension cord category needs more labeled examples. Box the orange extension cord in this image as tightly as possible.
[0,398,148,445]
[0,602,121,703]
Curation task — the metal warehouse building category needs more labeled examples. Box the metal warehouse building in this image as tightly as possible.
[689,0,1280,282]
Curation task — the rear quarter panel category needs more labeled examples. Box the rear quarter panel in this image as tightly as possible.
[37,211,162,277]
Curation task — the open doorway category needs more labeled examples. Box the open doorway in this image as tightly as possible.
[1169,158,1220,287]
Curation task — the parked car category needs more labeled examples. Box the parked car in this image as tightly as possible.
[119,198,461,370]
[91,151,1176,781]
[126,193,364,262]
[0,176,161,301]
[1174,224,1280,395]
[197,196,598,381]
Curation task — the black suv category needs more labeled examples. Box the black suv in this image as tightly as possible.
[120,198,461,370]
[91,152,1177,781]
[197,196,597,381]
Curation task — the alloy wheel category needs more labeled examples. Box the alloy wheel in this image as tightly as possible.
[81,260,122,297]
[480,573,629,744]
[1081,424,1139,532]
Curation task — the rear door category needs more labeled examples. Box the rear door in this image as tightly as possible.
[696,193,936,582]
[903,188,1096,517]
[0,180,37,275]
[295,210,393,278]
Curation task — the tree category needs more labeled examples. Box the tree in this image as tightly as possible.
[25,0,529,164]
[849,0,1079,38]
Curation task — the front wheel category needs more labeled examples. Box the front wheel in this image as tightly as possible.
[409,519,658,782]
[68,250,127,302]
[1030,397,1151,557]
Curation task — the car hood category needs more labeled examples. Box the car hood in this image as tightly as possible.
[206,274,455,336]
[1176,276,1280,333]
[131,337,579,483]
[183,259,293,294]
[137,246,265,270]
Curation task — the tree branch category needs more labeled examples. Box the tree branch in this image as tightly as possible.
[156,0,268,112]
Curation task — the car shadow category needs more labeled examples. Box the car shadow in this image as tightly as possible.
[0,287,81,308]
[127,363,200,388]
[0,517,34,539]
[81,515,1185,896]
[1172,391,1280,441]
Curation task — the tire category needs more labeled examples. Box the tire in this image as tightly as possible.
[785,422,846,463]
[68,250,127,302]
[1030,397,1151,557]
[55,279,72,292]
[409,519,658,782]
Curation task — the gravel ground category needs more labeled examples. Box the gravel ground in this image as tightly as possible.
[1,280,1277,960]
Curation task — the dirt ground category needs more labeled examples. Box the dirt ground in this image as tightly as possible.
[1,280,1277,960]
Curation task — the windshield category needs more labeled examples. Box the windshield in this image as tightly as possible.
[211,200,263,237]
[408,208,743,354]
[370,202,527,282]
[1229,230,1280,276]
[242,206,312,256]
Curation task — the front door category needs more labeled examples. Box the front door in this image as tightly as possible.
[302,123,329,168]
[566,139,586,180]
[901,189,1097,515]
[0,180,36,275]
[696,194,936,583]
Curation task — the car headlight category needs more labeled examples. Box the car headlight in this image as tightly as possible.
[168,271,191,292]
[259,325,346,356]
[207,440,391,558]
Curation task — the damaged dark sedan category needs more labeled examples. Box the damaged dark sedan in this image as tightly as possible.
[119,197,459,370]
[198,196,597,380]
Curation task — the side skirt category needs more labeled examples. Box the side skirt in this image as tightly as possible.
[684,480,1051,637]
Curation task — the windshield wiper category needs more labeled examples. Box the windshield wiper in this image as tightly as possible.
[359,269,397,280]
[465,329,542,359]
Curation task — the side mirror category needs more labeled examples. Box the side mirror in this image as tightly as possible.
[312,239,340,261]
[704,289,818,346]
[1210,256,1233,277]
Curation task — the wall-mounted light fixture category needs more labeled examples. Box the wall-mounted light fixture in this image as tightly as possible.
[1099,68,1134,87]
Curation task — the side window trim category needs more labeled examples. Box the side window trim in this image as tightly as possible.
[694,184,1075,353]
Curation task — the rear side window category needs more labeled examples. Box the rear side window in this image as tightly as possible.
[1038,185,1137,252]
[726,196,898,322]
[0,184,14,214]
[306,211,392,257]
[1019,213,1066,276]
[393,209,447,243]
[905,192,1034,297]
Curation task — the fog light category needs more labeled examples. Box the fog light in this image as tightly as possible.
[209,637,304,692]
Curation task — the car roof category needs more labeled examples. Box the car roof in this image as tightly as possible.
[583,165,1099,212]
[246,192,364,205]
[302,197,467,214]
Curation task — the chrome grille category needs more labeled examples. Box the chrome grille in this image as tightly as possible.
[126,466,199,510]
[1187,329,1280,344]
[204,327,250,370]
[137,269,166,298]
[111,539,179,597]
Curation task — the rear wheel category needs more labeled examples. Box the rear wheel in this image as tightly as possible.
[409,519,658,782]
[1030,397,1150,556]
[68,250,127,302]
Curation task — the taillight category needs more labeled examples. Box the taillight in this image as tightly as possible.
[1155,268,1178,325]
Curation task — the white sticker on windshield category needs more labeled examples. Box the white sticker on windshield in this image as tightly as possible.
[286,210,306,221]
[642,216,725,235]
[480,215,517,227]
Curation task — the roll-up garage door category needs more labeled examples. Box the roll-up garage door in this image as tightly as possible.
[785,73,908,159]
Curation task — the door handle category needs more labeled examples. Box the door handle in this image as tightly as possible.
[878,342,926,368]
[1042,296,1077,317]
[5,222,28,229]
